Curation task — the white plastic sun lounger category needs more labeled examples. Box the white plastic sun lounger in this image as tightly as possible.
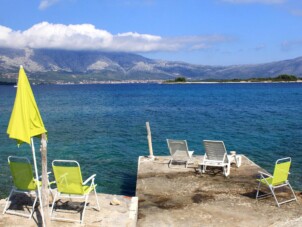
[167,139,194,168]
[201,140,231,176]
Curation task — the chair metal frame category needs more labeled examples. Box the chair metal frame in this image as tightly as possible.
[50,160,100,224]
[167,139,194,168]
[255,157,297,207]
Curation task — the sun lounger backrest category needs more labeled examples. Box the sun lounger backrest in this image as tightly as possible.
[8,156,37,191]
[167,139,189,160]
[52,160,84,195]
[203,140,228,162]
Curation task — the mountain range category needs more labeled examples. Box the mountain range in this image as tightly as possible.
[0,48,301,83]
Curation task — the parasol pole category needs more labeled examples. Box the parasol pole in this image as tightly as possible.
[146,122,154,159]
[31,138,46,227]
[40,133,50,226]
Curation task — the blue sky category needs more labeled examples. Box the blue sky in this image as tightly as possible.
[0,0,302,65]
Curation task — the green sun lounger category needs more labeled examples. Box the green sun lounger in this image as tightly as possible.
[50,160,100,224]
[256,157,297,207]
[3,156,41,219]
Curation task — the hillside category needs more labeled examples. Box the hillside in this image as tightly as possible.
[0,48,302,83]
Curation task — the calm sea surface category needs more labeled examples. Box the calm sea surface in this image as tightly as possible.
[0,83,302,197]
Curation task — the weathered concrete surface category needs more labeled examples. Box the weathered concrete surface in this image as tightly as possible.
[136,155,302,227]
[0,193,138,226]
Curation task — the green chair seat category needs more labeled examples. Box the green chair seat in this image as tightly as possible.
[258,177,287,186]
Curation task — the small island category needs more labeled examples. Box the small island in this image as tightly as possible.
[164,74,301,84]
[164,77,187,83]
[0,81,16,86]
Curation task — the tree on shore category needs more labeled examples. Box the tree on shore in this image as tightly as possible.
[164,77,187,83]
[174,77,186,82]
[273,74,297,81]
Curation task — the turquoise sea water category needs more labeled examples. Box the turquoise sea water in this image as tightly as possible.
[0,83,302,197]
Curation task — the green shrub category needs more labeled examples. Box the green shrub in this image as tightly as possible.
[174,77,186,82]
[273,74,297,81]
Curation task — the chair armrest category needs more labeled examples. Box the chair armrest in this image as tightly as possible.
[229,150,238,157]
[258,171,272,178]
[83,174,96,185]
[48,181,56,186]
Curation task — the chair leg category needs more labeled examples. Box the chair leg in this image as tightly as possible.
[94,187,100,211]
[275,183,298,206]
[287,182,298,202]
[224,164,230,177]
[29,194,38,219]
[168,160,172,168]
[3,189,14,214]
[202,165,206,173]
[235,156,242,168]
[256,181,297,207]
[270,187,280,207]
[81,194,89,224]
[50,192,58,217]
[255,181,261,199]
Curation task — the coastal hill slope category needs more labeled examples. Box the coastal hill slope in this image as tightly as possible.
[0,48,302,83]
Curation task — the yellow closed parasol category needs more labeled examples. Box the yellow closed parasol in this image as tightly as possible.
[7,65,49,226]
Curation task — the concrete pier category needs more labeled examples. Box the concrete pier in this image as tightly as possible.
[136,155,302,227]
[1,155,302,226]
[0,193,138,226]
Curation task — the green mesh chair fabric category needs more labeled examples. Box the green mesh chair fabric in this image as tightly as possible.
[259,177,273,186]
[9,161,37,191]
[272,161,291,186]
[259,161,291,186]
[53,166,84,195]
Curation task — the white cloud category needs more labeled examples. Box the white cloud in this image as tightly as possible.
[22,22,113,50]
[0,26,25,48]
[281,40,302,51]
[39,0,60,10]
[0,22,230,53]
[222,0,287,4]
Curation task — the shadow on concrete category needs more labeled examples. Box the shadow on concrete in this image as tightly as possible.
[241,190,257,199]
[4,193,43,227]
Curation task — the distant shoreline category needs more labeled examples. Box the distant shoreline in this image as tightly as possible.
[164,80,302,84]
[1,79,302,85]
